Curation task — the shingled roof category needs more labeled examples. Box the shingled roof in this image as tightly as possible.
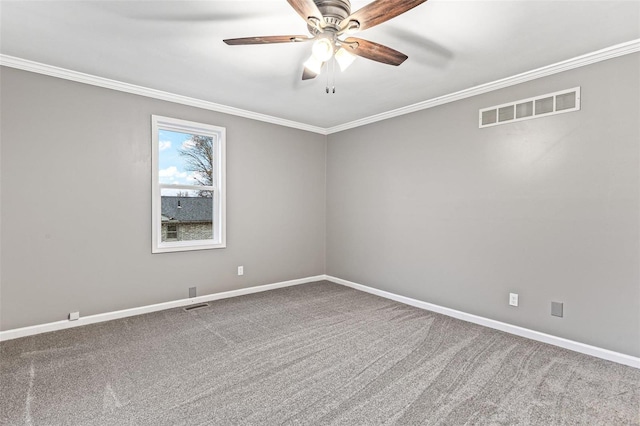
[161,196,212,223]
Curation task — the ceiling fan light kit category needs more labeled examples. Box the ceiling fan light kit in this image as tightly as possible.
[303,55,323,75]
[222,0,428,90]
[334,47,356,71]
[311,36,334,62]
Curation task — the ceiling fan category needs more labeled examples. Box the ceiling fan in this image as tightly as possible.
[223,0,428,82]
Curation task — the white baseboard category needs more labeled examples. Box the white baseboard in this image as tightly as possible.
[2,274,638,369]
[324,275,640,369]
[0,275,324,342]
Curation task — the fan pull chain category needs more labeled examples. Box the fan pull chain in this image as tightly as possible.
[332,58,336,94]
[325,61,330,93]
[326,58,336,94]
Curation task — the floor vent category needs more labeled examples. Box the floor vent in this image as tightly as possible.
[184,303,209,312]
[479,87,580,128]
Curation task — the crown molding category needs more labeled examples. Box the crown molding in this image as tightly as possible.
[0,55,328,135]
[1,39,638,136]
[325,39,640,134]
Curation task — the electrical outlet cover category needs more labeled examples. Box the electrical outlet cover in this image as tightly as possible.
[509,293,519,307]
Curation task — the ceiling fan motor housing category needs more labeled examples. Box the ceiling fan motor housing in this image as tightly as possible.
[309,0,352,34]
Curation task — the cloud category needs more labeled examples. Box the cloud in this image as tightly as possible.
[159,166,188,179]
[159,140,172,151]
[181,140,196,150]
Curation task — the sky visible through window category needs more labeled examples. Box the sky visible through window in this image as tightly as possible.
[158,129,212,196]
[158,129,193,186]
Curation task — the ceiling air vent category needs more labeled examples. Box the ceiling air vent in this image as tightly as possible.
[479,87,580,128]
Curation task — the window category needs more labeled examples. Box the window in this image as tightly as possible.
[166,224,178,241]
[152,115,226,253]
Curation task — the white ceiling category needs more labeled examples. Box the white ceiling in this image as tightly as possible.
[1,1,639,129]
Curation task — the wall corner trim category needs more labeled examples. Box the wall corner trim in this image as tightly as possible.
[324,275,640,369]
[0,275,326,342]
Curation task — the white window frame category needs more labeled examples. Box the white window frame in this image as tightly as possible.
[152,115,226,253]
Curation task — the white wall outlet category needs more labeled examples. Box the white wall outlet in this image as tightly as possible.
[69,311,80,321]
[509,293,519,307]
[237,266,244,276]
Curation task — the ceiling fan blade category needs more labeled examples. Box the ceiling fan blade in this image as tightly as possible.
[224,35,311,45]
[342,0,428,32]
[343,37,408,66]
[286,0,324,27]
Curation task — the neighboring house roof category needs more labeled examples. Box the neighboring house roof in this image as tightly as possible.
[161,196,212,223]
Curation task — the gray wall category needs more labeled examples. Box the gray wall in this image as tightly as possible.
[2,54,639,359]
[326,54,640,357]
[0,67,326,330]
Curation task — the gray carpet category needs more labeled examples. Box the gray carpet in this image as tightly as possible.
[1,281,639,425]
